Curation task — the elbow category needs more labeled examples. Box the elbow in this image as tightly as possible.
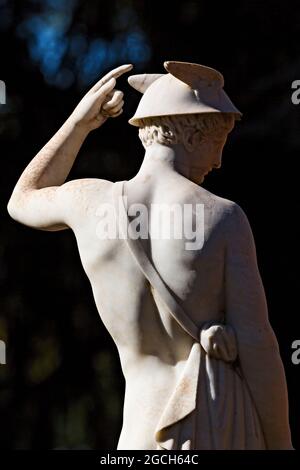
[7,196,18,221]
[7,178,33,221]
[7,192,24,222]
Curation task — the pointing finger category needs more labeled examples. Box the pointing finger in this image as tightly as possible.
[89,64,133,94]
[101,64,133,84]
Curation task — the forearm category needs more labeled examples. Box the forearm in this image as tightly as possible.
[238,333,292,449]
[7,64,130,228]
[9,64,130,209]
[10,115,89,196]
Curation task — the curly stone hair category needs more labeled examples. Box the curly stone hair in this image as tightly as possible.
[138,113,236,150]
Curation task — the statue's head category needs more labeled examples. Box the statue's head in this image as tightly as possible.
[128,61,241,182]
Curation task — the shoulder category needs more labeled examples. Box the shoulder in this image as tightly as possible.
[219,200,256,252]
[58,178,113,205]
[198,186,246,222]
[56,178,116,230]
[198,187,258,257]
[59,177,113,194]
[201,187,254,242]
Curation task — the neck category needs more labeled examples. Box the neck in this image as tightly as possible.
[134,143,205,185]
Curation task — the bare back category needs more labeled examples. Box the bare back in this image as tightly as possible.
[70,174,233,449]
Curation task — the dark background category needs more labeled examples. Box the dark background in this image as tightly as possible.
[0,0,299,449]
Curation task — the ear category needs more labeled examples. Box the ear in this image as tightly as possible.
[183,129,198,153]
[183,129,207,153]
[128,74,164,93]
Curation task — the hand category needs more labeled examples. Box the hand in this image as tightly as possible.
[200,323,237,362]
[70,64,133,132]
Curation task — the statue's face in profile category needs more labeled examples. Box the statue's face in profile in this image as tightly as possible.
[188,129,230,184]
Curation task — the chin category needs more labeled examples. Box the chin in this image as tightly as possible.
[193,176,205,185]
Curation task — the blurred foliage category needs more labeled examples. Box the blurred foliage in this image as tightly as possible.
[0,0,300,449]
[15,0,150,89]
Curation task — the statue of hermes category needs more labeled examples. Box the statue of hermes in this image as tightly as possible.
[7,61,293,450]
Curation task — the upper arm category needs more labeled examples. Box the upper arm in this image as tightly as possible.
[7,178,109,231]
[225,205,292,447]
[225,203,278,349]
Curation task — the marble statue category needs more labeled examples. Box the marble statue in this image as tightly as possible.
[7,61,293,450]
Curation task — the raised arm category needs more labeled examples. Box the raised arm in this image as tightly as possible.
[225,203,293,449]
[7,64,132,230]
